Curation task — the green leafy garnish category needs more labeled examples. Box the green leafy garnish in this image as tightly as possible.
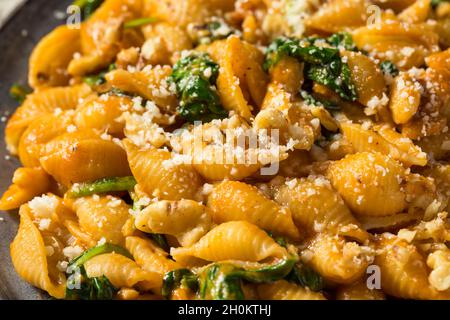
[83,63,116,87]
[380,60,399,77]
[162,269,199,298]
[327,32,357,51]
[265,37,358,101]
[300,90,340,111]
[170,53,227,122]
[124,17,158,29]
[66,176,137,198]
[73,0,104,20]
[66,265,116,300]
[431,0,450,8]
[9,83,31,103]
[199,264,245,300]
[148,234,169,252]
[286,262,324,292]
[189,18,240,45]
[198,257,298,300]
[69,243,133,269]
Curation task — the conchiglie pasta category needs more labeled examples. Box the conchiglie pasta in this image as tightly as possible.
[0,167,51,211]
[274,176,368,242]
[10,205,66,299]
[69,195,130,245]
[125,236,180,276]
[124,140,203,200]
[144,0,235,28]
[336,280,386,300]
[68,0,142,76]
[306,0,371,33]
[352,21,439,70]
[84,253,161,291]
[257,280,326,300]
[389,73,421,125]
[105,66,177,111]
[40,130,130,186]
[341,51,386,109]
[170,221,288,266]
[327,152,407,216]
[207,181,301,240]
[141,22,192,64]
[374,234,450,299]
[28,25,80,88]
[135,200,213,246]
[427,249,450,292]
[303,233,374,284]
[5,84,92,155]
[73,95,134,136]
[340,122,427,167]
[18,111,75,168]
[205,36,269,119]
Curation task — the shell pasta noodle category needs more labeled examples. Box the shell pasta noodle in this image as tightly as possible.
[2,0,450,300]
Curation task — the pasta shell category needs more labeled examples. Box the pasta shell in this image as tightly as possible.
[352,21,439,70]
[327,152,407,216]
[105,66,177,111]
[304,233,374,284]
[205,36,269,119]
[207,181,301,240]
[74,95,134,136]
[68,0,142,76]
[18,111,74,168]
[341,51,386,109]
[336,280,386,300]
[306,0,371,33]
[374,234,450,299]
[340,122,427,167]
[28,25,80,88]
[40,129,131,186]
[84,253,161,291]
[124,140,203,200]
[257,280,326,300]
[125,236,180,276]
[70,195,131,245]
[135,200,212,247]
[10,205,66,298]
[274,177,368,242]
[5,84,92,155]
[144,0,235,28]
[170,221,288,266]
[0,167,51,211]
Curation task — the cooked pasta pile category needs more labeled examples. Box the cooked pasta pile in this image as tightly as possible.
[2,0,450,300]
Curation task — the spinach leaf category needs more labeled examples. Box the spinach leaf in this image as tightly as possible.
[66,176,137,198]
[286,262,324,292]
[66,265,116,300]
[380,60,399,77]
[199,264,245,300]
[73,0,104,20]
[162,269,198,298]
[198,257,298,300]
[431,0,450,8]
[68,243,134,269]
[124,17,158,29]
[300,90,340,111]
[83,63,116,87]
[326,32,357,51]
[265,37,358,101]
[9,83,31,103]
[148,234,170,252]
[170,53,227,122]
[189,18,240,45]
